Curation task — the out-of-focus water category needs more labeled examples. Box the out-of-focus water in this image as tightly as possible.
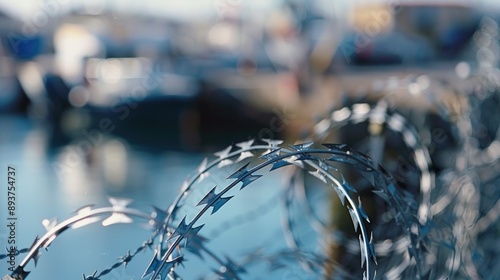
[0,116,312,279]
[0,116,192,278]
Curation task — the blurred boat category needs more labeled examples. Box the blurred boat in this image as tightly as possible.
[0,8,285,152]
[333,2,484,69]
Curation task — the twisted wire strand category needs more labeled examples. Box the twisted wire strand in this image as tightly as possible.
[3,199,158,280]
[145,140,422,280]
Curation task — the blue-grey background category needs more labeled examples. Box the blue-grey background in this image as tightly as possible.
[1,0,499,279]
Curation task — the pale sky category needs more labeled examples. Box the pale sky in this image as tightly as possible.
[0,0,342,20]
[0,0,497,21]
[0,0,276,19]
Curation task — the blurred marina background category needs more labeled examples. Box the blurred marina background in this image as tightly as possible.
[1,0,500,278]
